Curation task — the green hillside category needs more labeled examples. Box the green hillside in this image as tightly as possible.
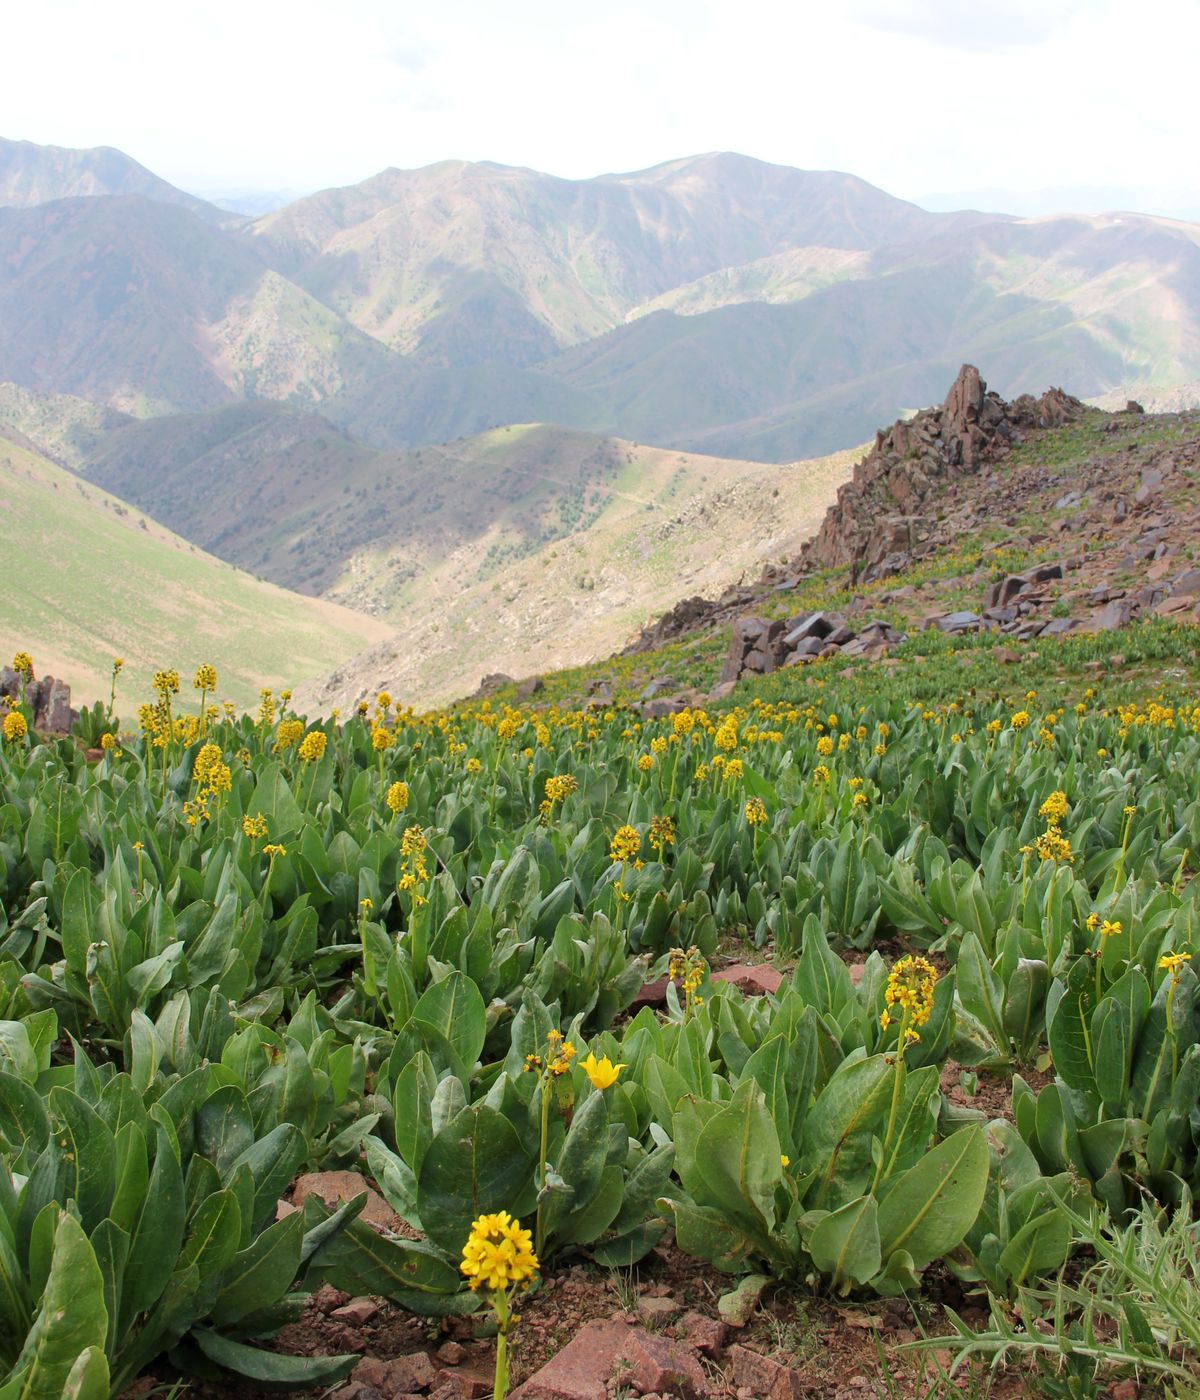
[0,428,390,708]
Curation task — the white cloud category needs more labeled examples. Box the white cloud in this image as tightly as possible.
[0,0,1195,214]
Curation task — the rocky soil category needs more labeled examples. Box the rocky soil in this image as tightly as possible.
[617,365,1200,706]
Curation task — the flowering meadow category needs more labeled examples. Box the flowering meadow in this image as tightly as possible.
[1,647,1199,1395]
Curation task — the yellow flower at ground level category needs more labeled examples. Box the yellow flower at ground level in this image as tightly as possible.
[3,712,27,743]
[580,1052,625,1090]
[460,1211,539,1293]
[262,843,286,859]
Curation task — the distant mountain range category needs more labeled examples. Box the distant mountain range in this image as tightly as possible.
[2,136,1198,469]
[3,134,1200,707]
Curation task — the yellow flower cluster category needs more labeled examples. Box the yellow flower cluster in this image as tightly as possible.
[460,1211,538,1293]
[744,797,768,826]
[714,716,738,752]
[880,955,938,1042]
[398,824,430,905]
[191,742,231,801]
[258,689,277,727]
[648,814,675,853]
[668,944,706,1012]
[609,825,641,863]
[275,719,304,751]
[242,813,268,841]
[526,1028,577,1078]
[386,780,409,813]
[298,731,327,763]
[1034,824,1074,864]
[3,712,28,743]
[1039,790,1069,823]
[193,664,217,693]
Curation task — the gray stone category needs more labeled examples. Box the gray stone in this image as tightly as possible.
[932,610,982,634]
[1094,598,1136,631]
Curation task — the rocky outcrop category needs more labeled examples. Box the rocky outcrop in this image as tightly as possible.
[798,365,1085,582]
[717,609,908,687]
[0,668,76,733]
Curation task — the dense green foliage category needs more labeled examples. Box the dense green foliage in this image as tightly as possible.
[0,633,1198,1392]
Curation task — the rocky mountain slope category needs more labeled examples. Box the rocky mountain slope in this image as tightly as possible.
[0,135,224,222]
[1,140,1199,466]
[550,366,1200,711]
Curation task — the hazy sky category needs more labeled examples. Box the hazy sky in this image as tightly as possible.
[4,0,1198,214]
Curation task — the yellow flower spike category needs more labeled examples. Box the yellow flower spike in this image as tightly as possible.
[580,1052,626,1090]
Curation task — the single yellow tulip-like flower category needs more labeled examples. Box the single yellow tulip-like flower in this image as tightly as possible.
[580,1052,626,1091]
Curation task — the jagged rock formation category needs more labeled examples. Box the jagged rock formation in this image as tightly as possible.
[797,365,1084,582]
[0,669,76,732]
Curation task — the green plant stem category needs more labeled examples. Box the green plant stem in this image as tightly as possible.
[493,1287,511,1400]
[535,1075,551,1259]
[871,1010,909,1196]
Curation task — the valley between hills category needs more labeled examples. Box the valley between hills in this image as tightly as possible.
[2,135,1200,711]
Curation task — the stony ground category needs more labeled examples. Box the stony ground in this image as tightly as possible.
[124,951,1090,1400]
